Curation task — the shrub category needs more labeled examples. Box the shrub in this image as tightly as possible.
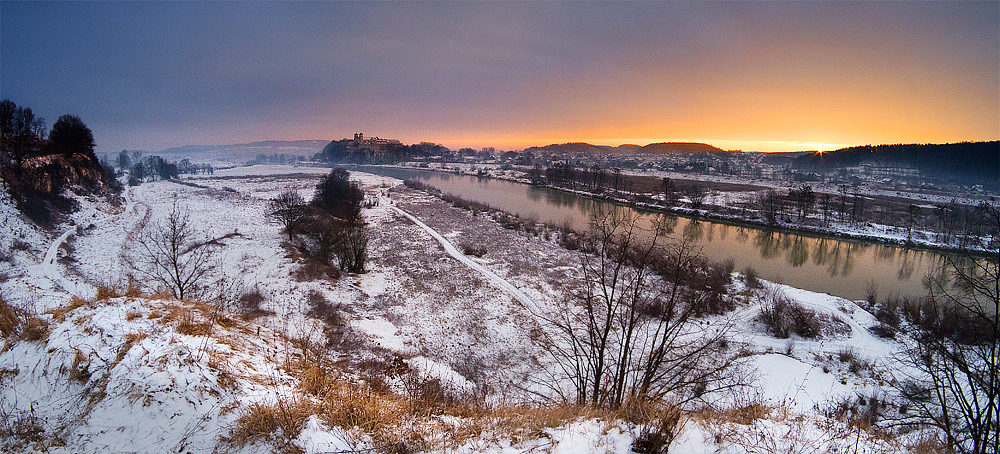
[460,243,487,258]
[869,323,896,339]
[875,295,901,328]
[12,239,31,251]
[0,297,18,338]
[0,296,49,342]
[760,288,821,339]
[293,259,340,282]
[742,266,762,289]
[312,168,364,221]
[306,290,349,347]
[240,290,264,310]
[94,284,120,301]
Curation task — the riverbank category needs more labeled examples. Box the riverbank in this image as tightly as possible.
[353,163,996,259]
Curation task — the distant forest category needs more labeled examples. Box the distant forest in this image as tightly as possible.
[794,141,999,189]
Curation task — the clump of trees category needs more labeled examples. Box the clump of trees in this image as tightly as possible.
[118,151,214,185]
[539,208,747,411]
[266,168,369,274]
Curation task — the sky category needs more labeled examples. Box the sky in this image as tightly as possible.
[1,1,997,155]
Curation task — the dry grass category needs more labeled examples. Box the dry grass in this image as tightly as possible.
[115,333,147,364]
[0,297,20,338]
[176,320,212,336]
[94,284,121,301]
[208,353,238,391]
[1,296,50,343]
[46,296,90,323]
[697,402,773,426]
[124,285,143,298]
[229,398,315,450]
[69,349,91,383]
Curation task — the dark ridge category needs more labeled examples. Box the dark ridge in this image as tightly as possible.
[794,141,999,188]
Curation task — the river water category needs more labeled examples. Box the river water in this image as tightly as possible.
[359,166,949,301]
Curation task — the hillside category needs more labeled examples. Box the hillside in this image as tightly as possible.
[638,142,726,154]
[794,141,999,187]
[130,140,331,164]
[0,165,971,453]
[523,142,724,155]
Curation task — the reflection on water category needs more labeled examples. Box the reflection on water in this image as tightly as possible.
[358,166,953,300]
[755,231,781,260]
[683,220,704,242]
[788,237,808,267]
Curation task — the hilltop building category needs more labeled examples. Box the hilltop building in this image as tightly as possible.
[351,133,400,151]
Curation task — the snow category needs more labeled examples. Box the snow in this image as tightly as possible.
[0,165,924,453]
[352,317,415,354]
[754,353,854,412]
[296,416,355,454]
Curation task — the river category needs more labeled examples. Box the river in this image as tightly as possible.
[359,166,950,301]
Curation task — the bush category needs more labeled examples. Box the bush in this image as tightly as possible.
[312,168,363,221]
[875,295,901,328]
[631,405,681,454]
[760,288,820,339]
[0,296,49,342]
[12,239,31,252]
[236,289,274,320]
[298,211,368,274]
[742,266,762,289]
[460,243,487,257]
[869,323,896,339]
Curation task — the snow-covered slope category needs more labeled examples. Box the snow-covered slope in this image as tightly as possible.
[0,166,925,453]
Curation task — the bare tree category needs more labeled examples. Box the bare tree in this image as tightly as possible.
[266,189,309,240]
[542,208,742,410]
[661,177,679,207]
[682,183,707,209]
[895,202,998,453]
[129,204,216,300]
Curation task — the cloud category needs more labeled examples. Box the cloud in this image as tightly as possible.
[2,1,996,153]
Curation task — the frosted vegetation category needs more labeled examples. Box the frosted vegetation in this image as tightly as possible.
[0,164,996,454]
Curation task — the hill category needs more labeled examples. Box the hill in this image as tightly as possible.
[1,152,121,227]
[794,141,999,188]
[130,139,330,164]
[523,142,723,155]
[637,142,726,154]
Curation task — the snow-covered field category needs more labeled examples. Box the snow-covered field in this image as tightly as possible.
[0,165,933,452]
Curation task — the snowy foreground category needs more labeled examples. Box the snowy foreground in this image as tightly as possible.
[0,165,928,453]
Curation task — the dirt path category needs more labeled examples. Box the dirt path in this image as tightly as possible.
[42,227,82,295]
[389,204,544,316]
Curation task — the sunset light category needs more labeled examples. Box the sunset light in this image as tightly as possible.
[1,2,996,153]
[0,2,997,451]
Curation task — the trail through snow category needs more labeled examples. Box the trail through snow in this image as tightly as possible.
[38,185,139,299]
[390,205,544,316]
[42,227,82,295]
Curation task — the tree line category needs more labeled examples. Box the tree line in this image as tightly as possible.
[540,162,998,248]
[0,99,101,168]
[795,141,1000,190]
[114,150,214,186]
